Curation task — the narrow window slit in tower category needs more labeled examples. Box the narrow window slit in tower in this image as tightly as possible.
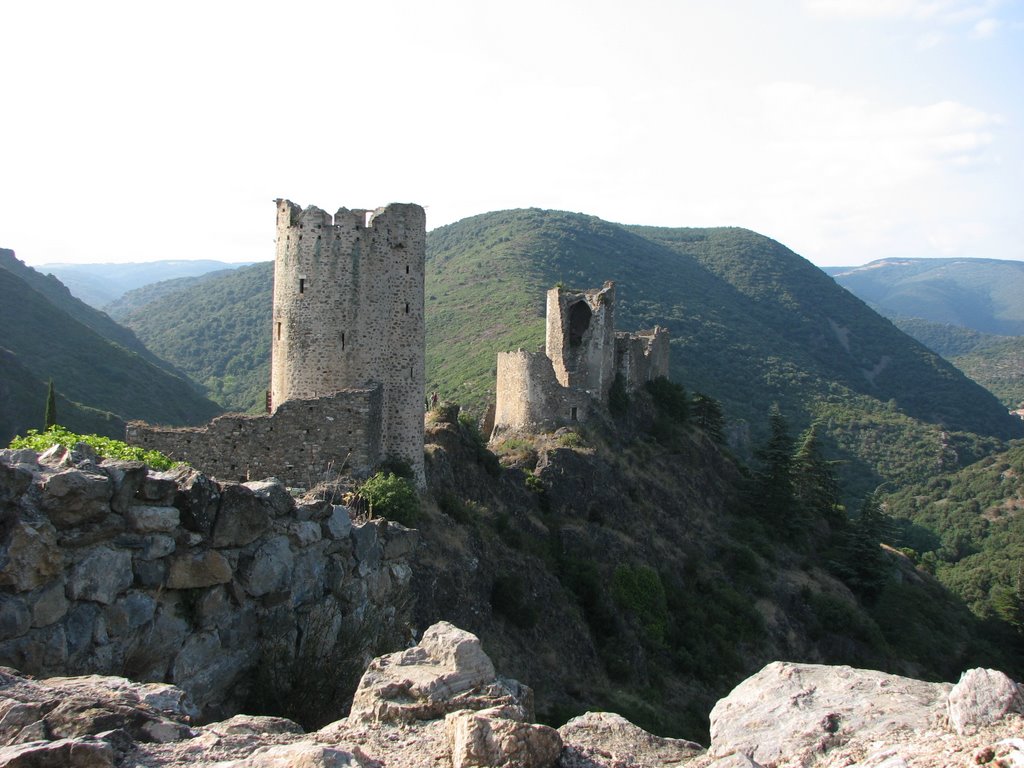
[405,302,409,314]
[570,407,578,421]
[299,278,305,294]
[276,322,282,340]
[341,332,346,351]
[406,265,409,274]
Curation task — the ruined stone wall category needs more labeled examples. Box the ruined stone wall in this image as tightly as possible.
[615,326,670,390]
[127,388,382,487]
[0,445,415,721]
[545,282,617,401]
[271,199,425,482]
[493,350,591,435]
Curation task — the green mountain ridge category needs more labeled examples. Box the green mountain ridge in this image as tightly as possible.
[828,257,1024,336]
[0,254,223,443]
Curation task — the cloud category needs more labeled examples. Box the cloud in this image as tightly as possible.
[803,0,1006,39]
[970,17,1001,36]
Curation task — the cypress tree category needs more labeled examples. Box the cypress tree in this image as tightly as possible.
[692,392,725,444]
[792,424,842,526]
[44,379,57,430]
[752,403,795,522]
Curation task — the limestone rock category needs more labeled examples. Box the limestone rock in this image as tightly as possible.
[211,484,270,548]
[203,714,303,737]
[166,551,232,589]
[100,460,147,515]
[30,581,68,628]
[171,467,221,535]
[215,743,358,767]
[0,522,62,593]
[558,711,703,767]
[0,463,32,507]
[946,668,1024,736]
[125,505,180,534]
[67,547,132,605]
[446,706,562,768]
[243,479,294,517]
[241,536,294,597]
[0,737,114,767]
[707,661,950,767]
[39,470,112,528]
[349,621,529,723]
[323,506,352,539]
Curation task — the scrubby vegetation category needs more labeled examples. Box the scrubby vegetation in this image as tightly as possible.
[8,425,178,470]
[357,471,421,527]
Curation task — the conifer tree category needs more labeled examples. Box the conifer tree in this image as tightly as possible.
[692,392,725,444]
[44,379,57,430]
[791,424,842,526]
[752,404,795,523]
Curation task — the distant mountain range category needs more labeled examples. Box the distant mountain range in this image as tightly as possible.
[37,259,254,308]
[102,210,1021,504]
[0,249,223,443]
[827,258,1024,336]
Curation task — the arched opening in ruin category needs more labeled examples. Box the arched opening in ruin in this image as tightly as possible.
[568,301,591,348]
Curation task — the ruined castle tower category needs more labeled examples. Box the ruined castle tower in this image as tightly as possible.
[545,282,617,401]
[270,199,426,482]
[492,280,670,437]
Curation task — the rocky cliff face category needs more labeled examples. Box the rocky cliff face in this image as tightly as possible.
[0,621,1019,767]
[0,445,414,723]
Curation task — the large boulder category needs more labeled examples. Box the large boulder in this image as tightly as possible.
[707,662,950,766]
[446,706,562,768]
[349,621,532,724]
[558,711,703,767]
[946,668,1024,736]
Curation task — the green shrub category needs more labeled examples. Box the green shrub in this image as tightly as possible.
[358,472,420,526]
[557,431,585,449]
[612,565,669,646]
[646,377,689,423]
[9,425,178,470]
[491,574,539,629]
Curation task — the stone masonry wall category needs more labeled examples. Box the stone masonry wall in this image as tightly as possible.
[271,200,425,483]
[127,388,383,488]
[493,350,591,435]
[0,444,415,720]
[614,326,670,391]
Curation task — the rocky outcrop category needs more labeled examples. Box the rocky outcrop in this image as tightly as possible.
[701,660,1024,768]
[0,624,1020,767]
[0,446,415,720]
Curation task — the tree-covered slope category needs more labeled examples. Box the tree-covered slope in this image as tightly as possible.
[0,266,222,443]
[886,441,1024,631]
[829,257,1024,336]
[889,318,1024,412]
[114,262,273,412]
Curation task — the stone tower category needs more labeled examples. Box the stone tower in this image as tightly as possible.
[270,199,426,482]
[545,282,617,401]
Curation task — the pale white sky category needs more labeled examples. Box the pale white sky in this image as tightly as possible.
[2,0,1021,267]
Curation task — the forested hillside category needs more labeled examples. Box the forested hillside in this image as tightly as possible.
[891,318,1024,412]
[113,262,273,412]
[887,442,1024,633]
[0,254,222,443]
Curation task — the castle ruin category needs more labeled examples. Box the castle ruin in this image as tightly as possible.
[128,199,426,487]
[492,281,669,436]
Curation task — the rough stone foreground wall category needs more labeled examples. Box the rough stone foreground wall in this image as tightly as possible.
[0,445,414,720]
[126,388,383,487]
[493,350,591,435]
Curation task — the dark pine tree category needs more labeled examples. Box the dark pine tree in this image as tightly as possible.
[791,424,842,527]
[44,379,57,430]
[692,392,725,444]
[752,404,795,525]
